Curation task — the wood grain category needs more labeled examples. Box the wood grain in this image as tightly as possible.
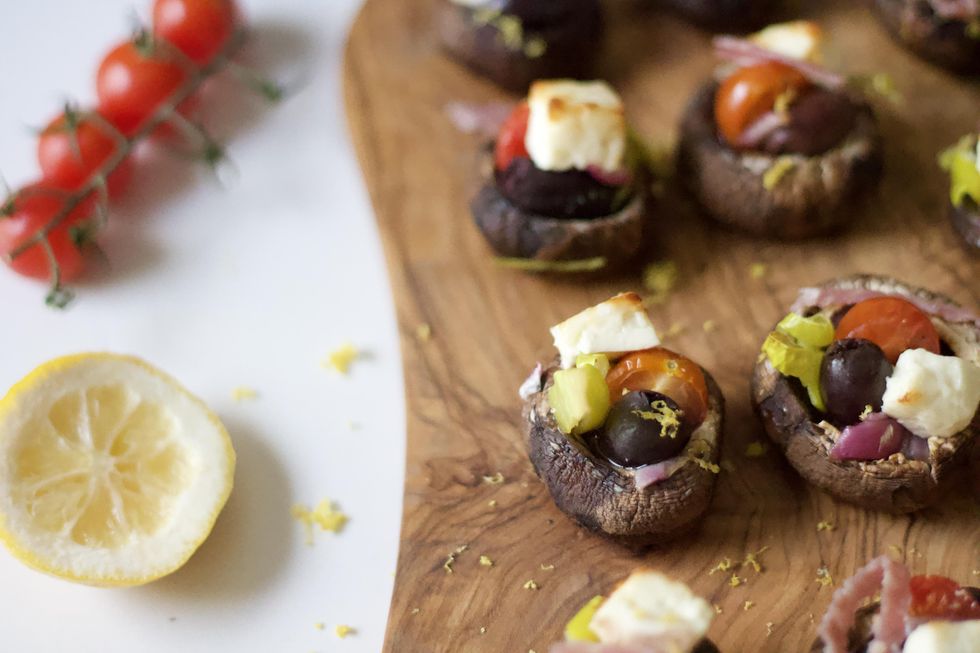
[342,1,980,651]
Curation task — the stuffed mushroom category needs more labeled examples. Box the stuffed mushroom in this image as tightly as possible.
[751,274,980,513]
[940,132,980,254]
[869,0,980,75]
[660,0,780,31]
[678,21,884,239]
[521,293,724,546]
[472,80,651,271]
[811,555,980,653]
[552,569,721,652]
[437,0,603,92]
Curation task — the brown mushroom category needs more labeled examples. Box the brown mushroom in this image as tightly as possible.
[751,275,980,513]
[950,199,980,255]
[523,360,724,547]
[436,0,603,93]
[660,0,780,31]
[869,0,980,75]
[677,81,884,239]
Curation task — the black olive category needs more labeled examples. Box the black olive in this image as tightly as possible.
[966,587,980,603]
[820,338,893,426]
[595,391,693,468]
[495,157,629,220]
[760,88,861,157]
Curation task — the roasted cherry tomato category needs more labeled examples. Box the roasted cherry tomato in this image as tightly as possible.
[834,296,941,364]
[605,347,709,427]
[910,575,980,620]
[38,112,132,198]
[153,0,237,66]
[0,184,94,282]
[714,62,809,147]
[494,102,530,172]
[96,41,189,136]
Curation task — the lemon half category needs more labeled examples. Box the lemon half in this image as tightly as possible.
[0,353,235,586]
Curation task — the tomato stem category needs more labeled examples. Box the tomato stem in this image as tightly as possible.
[3,26,256,280]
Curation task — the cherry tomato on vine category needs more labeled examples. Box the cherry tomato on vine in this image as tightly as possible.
[605,347,709,427]
[96,41,189,137]
[0,184,95,282]
[834,296,941,364]
[494,102,530,171]
[153,0,237,66]
[38,112,133,198]
[714,61,809,146]
[909,575,980,620]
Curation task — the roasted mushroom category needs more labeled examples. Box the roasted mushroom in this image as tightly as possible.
[521,293,724,546]
[810,556,980,653]
[940,133,980,254]
[471,80,651,270]
[751,275,980,513]
[552,569,721,652]
[660,0,780,31]
[436,0,603,93]
[677,22,884,239]
[869,0,980,75]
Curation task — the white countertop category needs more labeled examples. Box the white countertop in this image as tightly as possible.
[0,1,403,651]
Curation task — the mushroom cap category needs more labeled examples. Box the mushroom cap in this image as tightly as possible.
[436,0,603,93]
[751,274,980,513]
[870,0,980,75]
[660,0,779,31]
[950,199,980,256]
[523,360,725,547]
[677,81,884,240]
[471,174,648,267]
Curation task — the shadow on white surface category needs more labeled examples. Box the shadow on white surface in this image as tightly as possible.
[138,415,295,604]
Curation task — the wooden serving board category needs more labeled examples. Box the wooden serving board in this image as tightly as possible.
[343,1,980,650]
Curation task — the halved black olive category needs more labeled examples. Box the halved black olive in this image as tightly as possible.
[594,391,693,467]
[496,157,626,220]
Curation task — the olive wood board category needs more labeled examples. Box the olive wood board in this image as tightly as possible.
[342,1,980,651]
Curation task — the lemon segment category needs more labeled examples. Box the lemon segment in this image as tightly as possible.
[0,354,235,587]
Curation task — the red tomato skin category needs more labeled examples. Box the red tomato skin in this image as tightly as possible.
[153,0,237,66]
[0,184,94,282]
[96,42,189,137]
[835,296,941,364]
[714,62,809,147]
[494,102,530,172]
[909,575,980,620]
[38,112,133,198]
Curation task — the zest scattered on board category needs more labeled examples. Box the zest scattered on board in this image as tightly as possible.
[0,0,281,308]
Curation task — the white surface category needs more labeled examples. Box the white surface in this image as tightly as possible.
[0,1,404,652]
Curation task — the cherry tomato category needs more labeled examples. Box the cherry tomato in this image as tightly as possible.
[835,296,941,364]
[38,112,133,198]
[605,347,709,427]
[910,575,980,620]
[494,102,530,172]
[0,184,94,282]
[714,62,810,146]
[96,41,189,137]
[153,0,237,66]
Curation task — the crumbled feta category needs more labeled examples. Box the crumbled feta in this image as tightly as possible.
[881,349,980,438]
[903,620,980,653]
[589,570,714,650]
[749,21,823,61]
[550,292,660,369]
[525,80,627,173]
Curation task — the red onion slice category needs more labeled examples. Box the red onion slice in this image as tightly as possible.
[830,414,911,462]
[586,165,634,187]
[735,110,789,148]
[713,36,846,90]
[791,287,980,327]
[927,0,979,20]
[818,556,911,653]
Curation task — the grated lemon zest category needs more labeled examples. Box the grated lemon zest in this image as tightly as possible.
[479,555,494,567]
[488,500,497,508]
[729,573,744,588]
[709,558,734,575]
[483,472,505,485]
[749,263,768,280]
[324,343,359,374]
[713,604,723,615]
[523,580,539,590]
[816,520,835,532]
[540,564,555,571]
[702,319,716,333]
[815,566,833,587]
[743,601,755,611]
[416,323,432,342]
[642,260,679,305]
[745,441,768,457]
[335,625,355,639]
[314,622,325,631]
[766,622,775,637]
[231,386,258,402]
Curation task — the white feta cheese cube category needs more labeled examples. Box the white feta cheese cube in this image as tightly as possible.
[590,570,714,650]
[749,21,823,62]
[903,620,980,653]
[525,80,627,173]
[882,348,980,438]
[550,292,660,369]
